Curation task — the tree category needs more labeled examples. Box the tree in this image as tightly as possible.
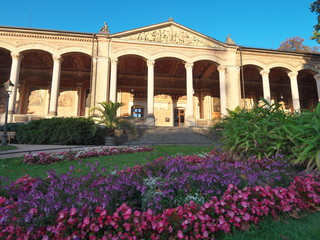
[310,0,320,43]
[278,36,319,53]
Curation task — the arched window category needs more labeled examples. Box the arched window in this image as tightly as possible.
[131,105,144,117]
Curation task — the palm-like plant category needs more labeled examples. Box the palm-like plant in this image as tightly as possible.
[91,101,136,137]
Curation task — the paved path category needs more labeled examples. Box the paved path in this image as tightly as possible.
[0,144,100,159]
[0,127,216,159]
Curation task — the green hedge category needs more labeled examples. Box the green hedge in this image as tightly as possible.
[0,122,25,132]
[16,118,97,145]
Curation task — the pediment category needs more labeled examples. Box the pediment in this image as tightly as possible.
[111,21,226,49]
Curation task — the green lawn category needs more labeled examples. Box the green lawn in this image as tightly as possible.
[0,145,212,183]
[0,145,17,151]
[217,212,320,240]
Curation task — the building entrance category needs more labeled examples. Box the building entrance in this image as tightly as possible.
[174,108,185,126]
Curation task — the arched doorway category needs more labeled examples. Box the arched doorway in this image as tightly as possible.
[59,52,92,116]
[0,48,12,114]
[154,57,186,126]
[193,60,220,123]
[117,55,147,118]
[297,69,318,109]
[19,50,53,116]
[269,67,293,112]
[241,65,263,108]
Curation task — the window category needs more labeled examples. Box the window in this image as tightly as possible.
[131,106,144,117]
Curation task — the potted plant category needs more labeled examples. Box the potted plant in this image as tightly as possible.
[91,101,136,145]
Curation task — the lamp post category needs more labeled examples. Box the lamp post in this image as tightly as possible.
[1,80,14,146]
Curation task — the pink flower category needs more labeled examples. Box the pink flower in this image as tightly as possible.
[124,222,131,231]
[241,201,248,208]
[123,208,132,220]
[177,230,184,239]
[83,216,90,226]
[0,196,6,205]
[70,208,77,216]
[242,213,251,221]
[29,208,38,215]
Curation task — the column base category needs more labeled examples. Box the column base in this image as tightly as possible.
[185,116,196,127]
[48,111,57,116]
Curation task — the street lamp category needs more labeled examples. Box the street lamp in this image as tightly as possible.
[1,80,14,146]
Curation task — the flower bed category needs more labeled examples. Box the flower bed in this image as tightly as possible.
[1,151,320,239]
[23,146,154,164]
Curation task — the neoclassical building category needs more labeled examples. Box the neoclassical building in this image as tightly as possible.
[1,20,320,127]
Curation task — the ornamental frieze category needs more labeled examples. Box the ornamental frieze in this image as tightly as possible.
[122,26,219,48]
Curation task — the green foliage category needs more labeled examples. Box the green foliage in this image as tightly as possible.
[287,104,320,171]
[91,101,136,137]
[0,145,17,151]
[220,100,291,159]
[0,122,25,132]
[16,117,97,145]
[310,1,320,43]
[220,99,320,171]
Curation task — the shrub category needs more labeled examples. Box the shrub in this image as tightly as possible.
[286,104,320,171]
[220,100,320,171]
[0,122,24,132]
[220,100,292,159]
[16,117,97,145]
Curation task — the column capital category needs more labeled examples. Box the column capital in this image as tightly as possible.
[185,62,193,69]
[314,74,320,81]
[217,65,226,72]
[226,65,240,71]
[11,52,23,61]
[110,57,118,64]
[288,71,298,78]
[147,60,155,66]
[260,69,270,75]
[52,55,63,62]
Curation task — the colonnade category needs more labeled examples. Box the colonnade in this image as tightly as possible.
[109,58,230,125]
[4,52,320,124]
[6,53,64,118]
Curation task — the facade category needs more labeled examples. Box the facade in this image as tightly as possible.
[1,20,320,127]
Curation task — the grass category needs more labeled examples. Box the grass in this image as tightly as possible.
[0,145,17,151]
[217,212,320,240]
[1,144,320,239]
[0,145,212,183]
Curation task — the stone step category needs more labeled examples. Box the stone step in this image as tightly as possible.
[124,127,214,146]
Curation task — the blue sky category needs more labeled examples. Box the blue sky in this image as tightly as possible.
[0,0,318,50]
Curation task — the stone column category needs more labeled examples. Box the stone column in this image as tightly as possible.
[260,69,271,103]
[218,65,227,116]
[95,57,109,104]
[314,74,320,102]
[288,71,300,111]
[226,66,241,110]
[8,53,22,117]
[49,55,63,116]
[185,62,195,126]
[109,58,118,102]
[146,60,155,126]
[75,82,83,116]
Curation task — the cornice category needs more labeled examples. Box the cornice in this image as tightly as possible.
[0,31,93,42]
[240,46,320,59]
[0,26,94,42]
